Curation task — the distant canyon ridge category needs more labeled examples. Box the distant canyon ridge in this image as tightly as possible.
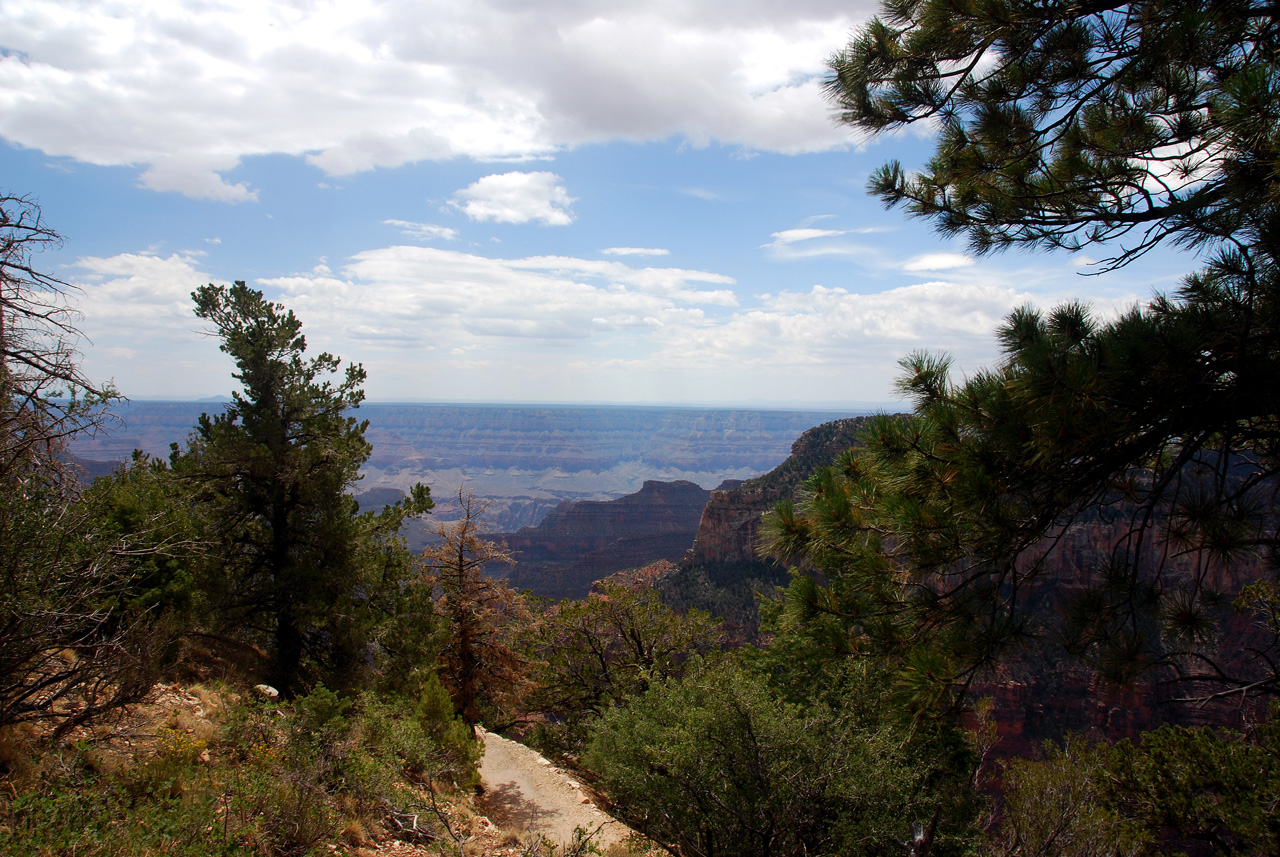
[72,402,866,533]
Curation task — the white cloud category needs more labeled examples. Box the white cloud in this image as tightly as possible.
[902,253,976,272]
[67,251,240,396]
[63,240,1080,403]
[766,228,846,246]
[73,251,211,323]
[139,154,258,203]
[601,247,670,256]
[654,280,1038,378]
[0,0,877,199]
[383,219,460,241]
[763,227,876,262]
[450,172,575,225]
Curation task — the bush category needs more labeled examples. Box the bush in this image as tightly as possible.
[586,658,979,857]
[0,683,481,857]
[989,737,1149,857]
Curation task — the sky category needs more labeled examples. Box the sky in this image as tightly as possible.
[2,0,1198,408]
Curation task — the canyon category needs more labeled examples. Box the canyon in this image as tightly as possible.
[72,401,1272,754]
[71,401,860,532]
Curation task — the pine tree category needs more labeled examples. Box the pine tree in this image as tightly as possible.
[178,282,432,695]
[762,1,1280,707]
[827,0,1279,270]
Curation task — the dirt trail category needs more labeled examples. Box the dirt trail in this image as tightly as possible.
[477,727,633,852]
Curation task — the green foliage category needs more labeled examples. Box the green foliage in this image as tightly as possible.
[82,451,203,622]
[828,0,1279,269]
[0,468,173,736]
[532,583,723,717]
[763,266,1280,705]
[993,717,1280,856]
[173,282,432,695]
[992,738,1149,857]
[1105,720,1280,853]
[26,682,475,857]
[411,670,481,788]
[586,657,979,857]
[527,583,722,761]
[786,0,1280,706]
[0,758,252,857]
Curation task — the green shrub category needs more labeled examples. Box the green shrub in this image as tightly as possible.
[0,745,249,857]
[586,658,979,857]
[0,685,481,857]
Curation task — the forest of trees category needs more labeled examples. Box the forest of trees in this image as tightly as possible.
[3,2,1280,856]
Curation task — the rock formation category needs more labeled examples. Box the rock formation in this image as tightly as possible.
[497,480,712,600]
[656,416,875,640]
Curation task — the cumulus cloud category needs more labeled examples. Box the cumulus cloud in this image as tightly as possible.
[234,247,741,359]
[450,172,575,225]
[902,252,975,272]
[67,251,240,396]
[0,0,876,199]
[62,238,1059,403]
[601,247,670,256]
[139,154,258,203]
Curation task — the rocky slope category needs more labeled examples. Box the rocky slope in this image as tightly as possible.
[496,480,712,600]
[657,416,875,639]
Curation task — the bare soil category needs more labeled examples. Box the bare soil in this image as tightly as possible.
[476,727,634,852]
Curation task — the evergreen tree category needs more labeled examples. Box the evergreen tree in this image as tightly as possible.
[827,0,1279,269]
[177,282,432,696]
[762,1,1280,706]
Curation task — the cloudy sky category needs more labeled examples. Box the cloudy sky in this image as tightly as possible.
[2,0,1194,407]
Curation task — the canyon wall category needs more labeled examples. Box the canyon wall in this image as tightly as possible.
[72,401,861,532]
[496,480,712,600]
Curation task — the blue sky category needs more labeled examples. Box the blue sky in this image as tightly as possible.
[2,0,1196,407]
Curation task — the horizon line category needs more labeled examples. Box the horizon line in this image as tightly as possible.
[120,395,904,412]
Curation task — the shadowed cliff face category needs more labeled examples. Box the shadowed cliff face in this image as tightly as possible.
[657,417,875,640]
[686,417,872,567]
[496,480,712,600]
[972,504,1275,758]
[482,417,878,614]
